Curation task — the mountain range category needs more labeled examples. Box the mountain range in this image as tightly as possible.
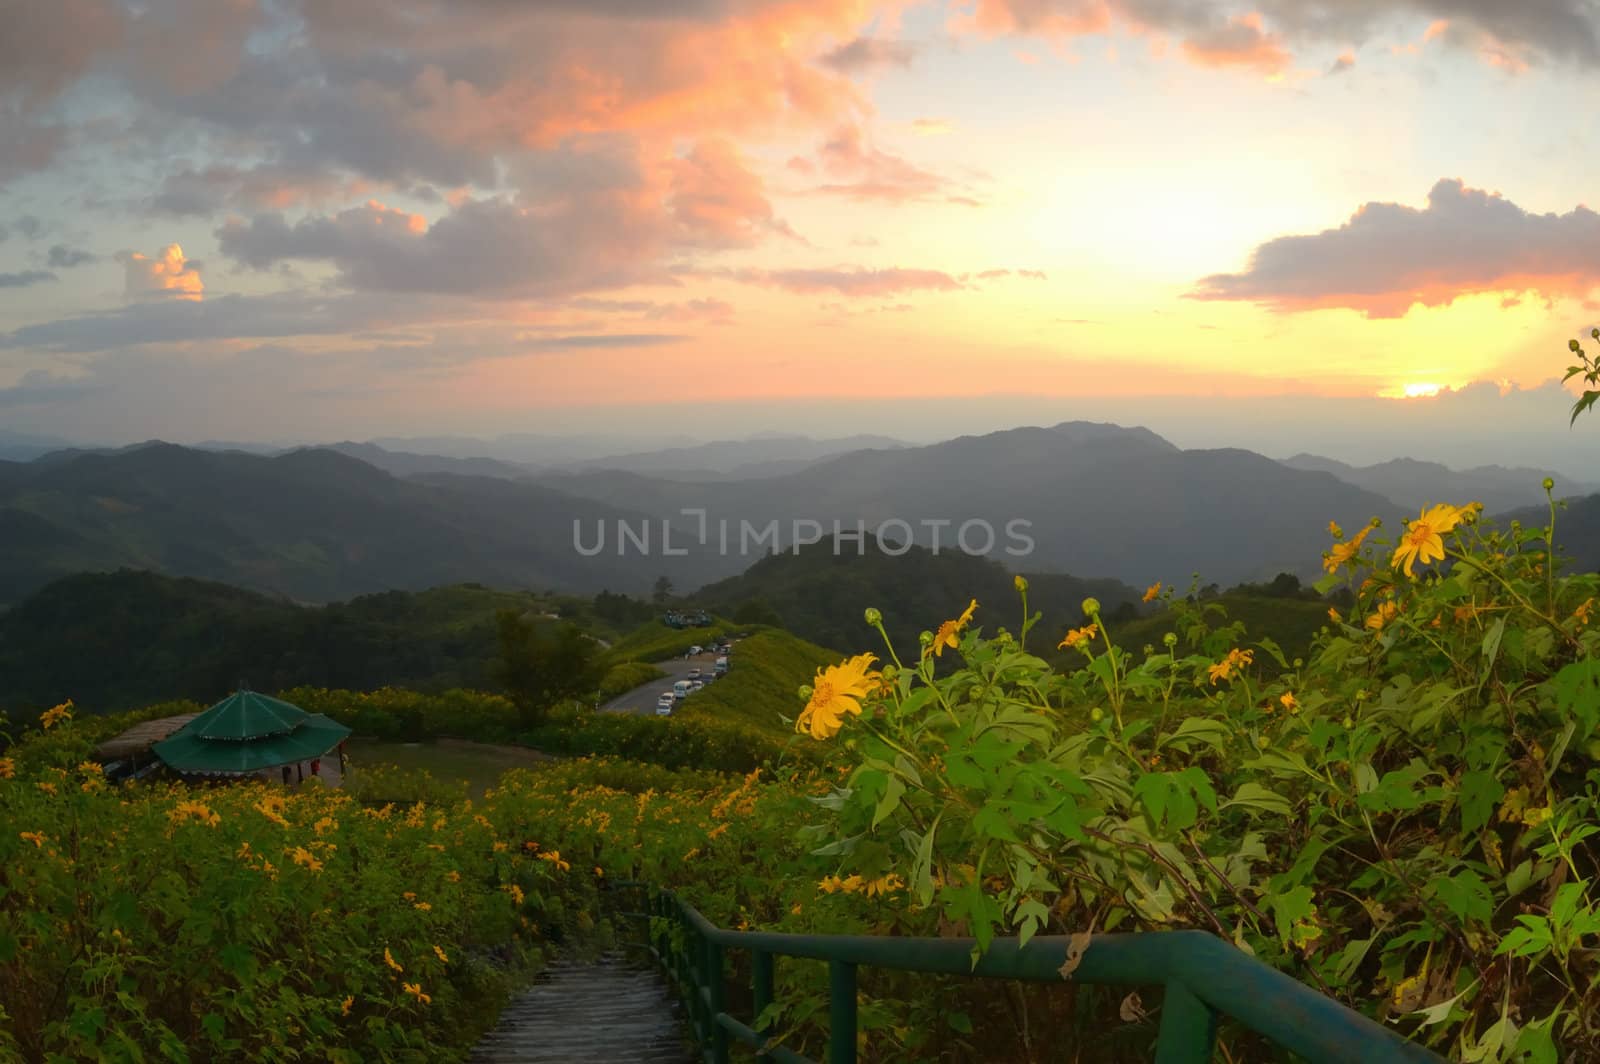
[0,442,725,607]
[1279,454,1597,514]
[3,423,1594,610]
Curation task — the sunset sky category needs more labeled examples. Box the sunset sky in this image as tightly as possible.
[2,0,1600,468]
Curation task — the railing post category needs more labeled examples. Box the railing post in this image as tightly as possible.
[706,939,728,1064]
[752,948,775,1058]
[828,959,857,1064]
[1154,979,1218,1064]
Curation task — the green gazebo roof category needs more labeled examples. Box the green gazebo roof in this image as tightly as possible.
[152,690,351,776]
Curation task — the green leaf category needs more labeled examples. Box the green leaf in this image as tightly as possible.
[912,813,942,907]
[947,1011,974,1035]
[1458,770,1503,835]
[1433,870,1493,926]
[1222,782,1291,817]
[1163,717,1230,752]
[871,775,906,829]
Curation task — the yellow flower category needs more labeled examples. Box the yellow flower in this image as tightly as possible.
[384,948,403,972]
[39,701,74,730]
[795,653,881,740]
[863,874,905,898]
[19,831,46,848]
[35,782,57,796]
[403,891,417,900]
[1328,520,1344,538]
[0,758,14,780]
[538,850,571,872]
[1366,601,1399,632]
[169,800,221,828]
[433,945,449,964]
[505,884,524,906]
[1323,523,1374,572]
[1207,648,1254,685]
[288,846,324,872]
[1574,598,1595,626]
[1391,503,1465,578]
[1279,691,1298,714]
[1142,582,1162,603]
[1058,624,1098,650]
[790,902,803,915]
[402,982,431,1005]
[77,760,102,776]
[1327,607,1341,623]
[446,870,461,883]
[930,599,978,657]
[414,902,432,912]
[341,996,354,1016]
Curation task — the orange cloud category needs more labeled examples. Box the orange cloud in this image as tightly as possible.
[719,266,965,296]
[117,244,203,301]
[1189,179,1600,318]
[797,121,970,204]
[1179,13,1290,75]
[668,139,797,248]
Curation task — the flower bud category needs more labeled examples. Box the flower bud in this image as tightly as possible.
[1292,658,1303,668]
[1013,575,1029,593]
[1572,339,1583,352]
[1081,597,1101,617]
[1543,477,1554,493]
[797,684,813,702]
[1142,644,1154,656]
[864,607,883,627]
[1089,707,1104,723]
[1342,716,1353,728]
[1256,735,1270,749]
[1162,632,1178,648]
[918,630,934,646]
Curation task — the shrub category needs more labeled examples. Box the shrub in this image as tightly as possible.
[805,502,1600,1059]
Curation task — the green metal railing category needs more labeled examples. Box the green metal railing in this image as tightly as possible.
[613,882,1442,1064]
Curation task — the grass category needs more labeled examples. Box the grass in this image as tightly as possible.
[604,617,745,665]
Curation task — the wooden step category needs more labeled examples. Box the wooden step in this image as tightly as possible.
[470,951,694,1063]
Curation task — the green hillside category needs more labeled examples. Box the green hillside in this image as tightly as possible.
[675,628,841,735]
[1103,592,1333,665]
[693,536,1139,659]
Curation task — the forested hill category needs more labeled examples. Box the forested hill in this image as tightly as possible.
[0,571,578,715]
[0,442,725,606]
[693,537,1141,656]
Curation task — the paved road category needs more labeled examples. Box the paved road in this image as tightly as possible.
[599,647,729,716]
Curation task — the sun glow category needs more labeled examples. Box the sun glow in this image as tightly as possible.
[1382,382,1446,398]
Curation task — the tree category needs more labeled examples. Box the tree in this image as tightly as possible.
[493,611,601,728]
[1268,572,1302,598]
[733,598,781,627]
[652,575,674,605]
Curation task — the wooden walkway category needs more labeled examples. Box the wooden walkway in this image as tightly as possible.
[470,952,693,1063]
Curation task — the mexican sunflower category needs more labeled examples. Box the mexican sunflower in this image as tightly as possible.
[930,599,978,657]
[1392,504,1465,577]
[1323,522,1375,573]
[796,654,881,740]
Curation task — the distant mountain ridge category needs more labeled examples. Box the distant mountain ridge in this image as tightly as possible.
[1280,453,1598,513]
[533,421,1406,587]
[0,442,726,606]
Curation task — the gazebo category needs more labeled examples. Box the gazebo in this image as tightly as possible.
[153,689,351,779]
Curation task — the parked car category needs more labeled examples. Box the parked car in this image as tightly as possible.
[672,680,692,701]
[714,656,728,676]
[688,645,703,656]
[655,693,675,716]
[687,666,701,680]
[690,680,705,693]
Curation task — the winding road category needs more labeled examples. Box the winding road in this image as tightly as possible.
[599,646,729,716]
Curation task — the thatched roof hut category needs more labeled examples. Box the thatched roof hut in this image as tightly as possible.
[93,713,202,762]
